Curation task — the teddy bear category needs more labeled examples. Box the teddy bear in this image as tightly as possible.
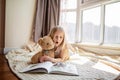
[31,36,55,64]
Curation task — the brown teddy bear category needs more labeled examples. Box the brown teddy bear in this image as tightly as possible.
[31,36,55,64]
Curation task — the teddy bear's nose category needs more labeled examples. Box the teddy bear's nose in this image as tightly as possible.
[47,43,49,45]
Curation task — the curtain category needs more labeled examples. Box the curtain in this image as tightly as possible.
[33,0,60,42]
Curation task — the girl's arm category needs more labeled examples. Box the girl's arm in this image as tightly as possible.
[40,45,70,63]
[51,46,70,63]
[40,47,70,63]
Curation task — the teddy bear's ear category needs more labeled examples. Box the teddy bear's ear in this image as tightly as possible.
[38,38,43,45]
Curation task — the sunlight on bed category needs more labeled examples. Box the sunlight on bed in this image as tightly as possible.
[69,54,90,65]
[92,61,120,75]
[102,56,120,63]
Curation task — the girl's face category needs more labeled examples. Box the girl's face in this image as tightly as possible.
[53,30,64,47]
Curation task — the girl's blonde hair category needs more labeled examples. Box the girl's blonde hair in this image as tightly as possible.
[48,27,66,50]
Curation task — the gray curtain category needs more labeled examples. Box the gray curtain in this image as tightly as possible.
[33,0,60,42]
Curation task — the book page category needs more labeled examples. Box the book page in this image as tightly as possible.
[50,62,79,76]
[20,61,54,73]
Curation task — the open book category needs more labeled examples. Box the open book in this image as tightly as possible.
[20,61,79,76]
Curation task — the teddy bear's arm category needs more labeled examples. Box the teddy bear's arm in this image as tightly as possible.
[31,52,43,64]
[44,50,54,58]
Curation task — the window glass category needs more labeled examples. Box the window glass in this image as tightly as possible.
[82,7,101,43]
[60,12,76,43]
[61,0,77,9]
[104,2,120,44]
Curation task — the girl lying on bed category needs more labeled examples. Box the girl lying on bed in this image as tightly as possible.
[31,26,70,63]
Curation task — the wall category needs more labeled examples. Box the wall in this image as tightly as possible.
[5,0,36,53]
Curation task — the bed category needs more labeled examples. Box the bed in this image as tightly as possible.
[5,44,120,80]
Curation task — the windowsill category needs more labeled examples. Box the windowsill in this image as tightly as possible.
[72,42,120,50]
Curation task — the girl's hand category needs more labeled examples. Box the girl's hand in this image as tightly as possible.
[40,55,54,62]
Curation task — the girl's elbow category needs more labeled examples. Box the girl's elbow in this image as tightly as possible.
[62,56,69,62]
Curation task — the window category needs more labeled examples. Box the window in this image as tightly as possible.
[60,0,120,46]
[61,0,77,9]
[104,2,120,44]
[82,7,101,43]
[60,12,76,43]
[60,0,77,43]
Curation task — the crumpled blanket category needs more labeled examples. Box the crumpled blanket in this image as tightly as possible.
[5,46,120,80]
